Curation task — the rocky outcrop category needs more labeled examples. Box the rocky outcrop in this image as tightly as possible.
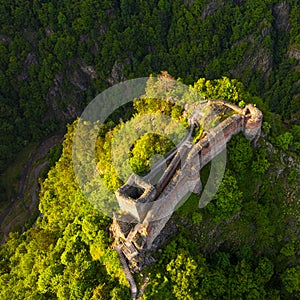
[47,59,96,121]
[273,1,290,32]
[287,45,300,61]
[107,60,128,86]
[202,0,224,18]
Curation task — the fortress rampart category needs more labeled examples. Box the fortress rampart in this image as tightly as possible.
[110,100,262,275]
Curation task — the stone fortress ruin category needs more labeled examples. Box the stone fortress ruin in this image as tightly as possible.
[110,99,262,297]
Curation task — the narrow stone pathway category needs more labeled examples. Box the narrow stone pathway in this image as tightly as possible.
[115,246,138,299]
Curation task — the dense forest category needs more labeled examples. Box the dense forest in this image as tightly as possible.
[1,74,299,299]
[0,0,300,176]
[0,0,300,299]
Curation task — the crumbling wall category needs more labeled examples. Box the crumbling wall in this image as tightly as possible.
[116,174,157,222]
[143,113,245,249]
[243,104,263,141]
[111,100,263,273]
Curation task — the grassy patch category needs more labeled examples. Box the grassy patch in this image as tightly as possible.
[174,162,212,217]
[175,193,200,217]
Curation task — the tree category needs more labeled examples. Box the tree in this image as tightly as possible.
[193,77,246,104]
[228,135,253,175]
[165,249,206,299]
[206,171,242,222]
[130,133,174,175]
[276,132,293,151]
[281,267,300,295]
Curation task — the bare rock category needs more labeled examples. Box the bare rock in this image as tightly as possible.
[253,47,273,74]
[79,60,98,79]
[230,38,273,77]
[287,45,300,61]
[18,53,38,81]
[0,35,10,43]
[45,26,54,37]
[25,53,37,66]
[202,0,224,18]
[108,60,128,86]
[69,69,89,92]
[46,65,88,121]
[273,1,290,32]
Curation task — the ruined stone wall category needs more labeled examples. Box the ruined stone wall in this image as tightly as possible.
[243,104,263,141]
[111,100,263,271]
[116,174,157,222]
[115,246,137,299]
[200,114,244,167]
[140,105,262,249]
[143,164,201,248]
[145,156,200,248]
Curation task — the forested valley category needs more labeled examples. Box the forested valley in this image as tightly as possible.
[0,0,300,299]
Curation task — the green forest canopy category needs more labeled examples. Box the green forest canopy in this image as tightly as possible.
[0,74,299,299]
[0,0,300,298]
[1,0,300,180]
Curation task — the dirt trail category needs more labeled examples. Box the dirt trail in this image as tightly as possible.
[0,134,64,244]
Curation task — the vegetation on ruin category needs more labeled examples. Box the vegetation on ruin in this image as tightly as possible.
[0,0,300,299]
[1,73,300,299]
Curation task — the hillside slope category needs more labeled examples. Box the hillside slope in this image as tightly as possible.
[0,75,299,299]
[0,0,300,178]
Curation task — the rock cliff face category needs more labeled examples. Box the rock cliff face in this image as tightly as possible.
[273,1,290,32]
[46,59,96,122]
[36,1,295,127]
[243,104,263,141]
[111,100,262,273]
[3,0,299,179]
[287,46,300,61]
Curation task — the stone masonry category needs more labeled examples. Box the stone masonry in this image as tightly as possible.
[110,100,262,277]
